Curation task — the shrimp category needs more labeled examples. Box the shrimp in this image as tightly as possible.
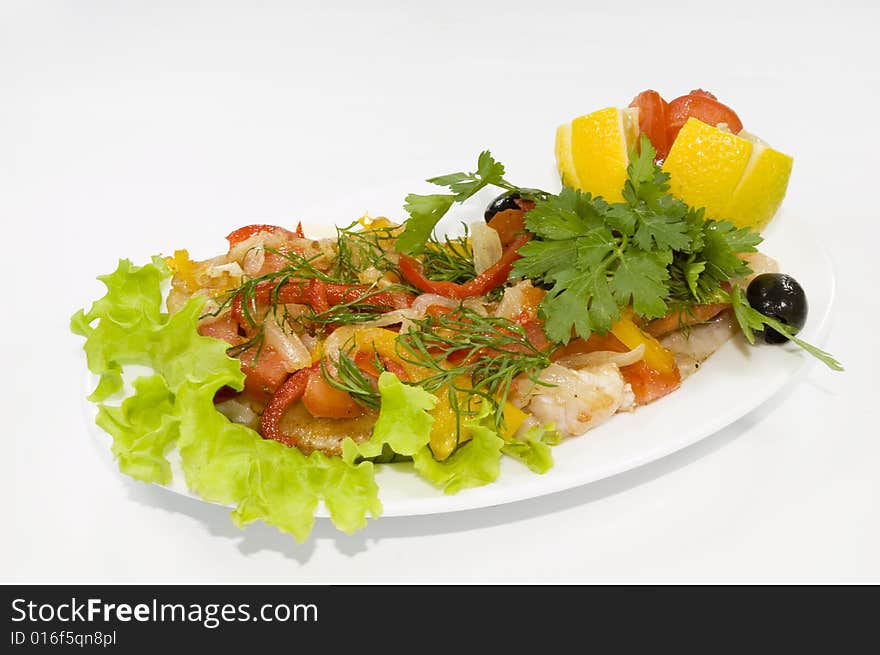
[514,363,635,438]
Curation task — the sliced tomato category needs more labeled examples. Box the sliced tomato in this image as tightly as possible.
[629,90,670,162]
[302,366,363,419]
[620,359,681,405]
[666,89,743,146]
[517,317,551,353]
[225,224,299,248]
[198,314,241,345]
[238,345,290,404]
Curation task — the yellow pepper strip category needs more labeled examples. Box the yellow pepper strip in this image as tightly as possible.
[353,328,429,382]
[610,315,677,374]
[430,394,528,460]
[428,390,467,461]
[358,214,395,230]
[501,402,529,440]
[165,249,199,293]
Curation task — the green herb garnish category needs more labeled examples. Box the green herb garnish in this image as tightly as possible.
[395,151,526,255]
[395,307,553,428]
[419,226,476,284]
[728,286,843,371]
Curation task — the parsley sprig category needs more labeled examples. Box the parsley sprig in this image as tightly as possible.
[395,151,537,255]
[403,137,840,370]
[512,135,762,343]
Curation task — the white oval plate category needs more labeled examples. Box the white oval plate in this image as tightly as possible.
[85,210,834,518]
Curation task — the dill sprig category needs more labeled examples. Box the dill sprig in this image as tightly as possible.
[334,221,401,282]
[395,307,552,428]
[287,283,415,330]
[419,226,476,284]
[207,248,340,326]
[320,350,384,409]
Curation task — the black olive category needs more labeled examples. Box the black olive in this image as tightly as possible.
[745,273,808,344]
[484,189,542,222]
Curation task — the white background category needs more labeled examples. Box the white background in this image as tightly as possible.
[3,0,878,582]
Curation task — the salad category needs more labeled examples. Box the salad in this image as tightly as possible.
[72,89,841,542]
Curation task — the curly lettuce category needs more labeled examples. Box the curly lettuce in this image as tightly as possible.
[73,258,558,541]
[72,258,380,541]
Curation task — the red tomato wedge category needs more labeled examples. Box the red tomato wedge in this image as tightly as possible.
[238,345,290,404]
[629,90,670,162]
[302,366,363,419]
[666,89,743,145]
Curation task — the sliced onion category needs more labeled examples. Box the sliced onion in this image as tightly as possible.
[555,344,646,369]
[462,297,488,316]
[321,325,359,367]
[299,332,318,354]
[399,317,416,335]
[536,363,583,387]
[470,220,503,274]
[358,266,382,285]
[495,280,533,319]
[359,308,421,328]
[410,293,459,315]
[317,238,338,263]
[280,303,311,320]
[228,231,287,264]
[263,319,311,372]
[215,397,259,428]
[242,248,266,276]
[208,262,244,277]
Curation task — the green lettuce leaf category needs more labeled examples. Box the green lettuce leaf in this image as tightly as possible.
[342,371,437,462]
[73,257,382,542]
[501,423,560,474]
[412,403,505,495]
[73,256,560,540]
[95,375,179,483]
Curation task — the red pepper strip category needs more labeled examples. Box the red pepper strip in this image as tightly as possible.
[354,350,410,383]
[294,222,305,238]
[398,232,531,299]
[305,278,329,313]
[225,224,299,248]
[233,280,412,319]
[327,284,414,309]
[259,369,311,448]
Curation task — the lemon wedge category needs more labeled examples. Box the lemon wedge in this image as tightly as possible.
[555,107,638,202]
[663,118,792,231]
